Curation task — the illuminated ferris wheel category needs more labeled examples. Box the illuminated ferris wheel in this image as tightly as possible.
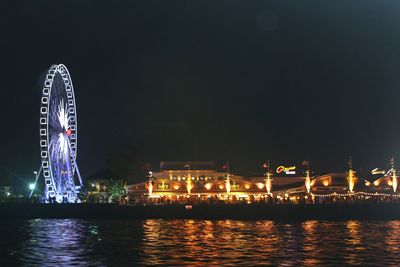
[33,64,83,203]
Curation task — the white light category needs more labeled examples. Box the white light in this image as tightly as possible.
[29,183,35,190]
[6,192,10,196]
[58,99,69,131]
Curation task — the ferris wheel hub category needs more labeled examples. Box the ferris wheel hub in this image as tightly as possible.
[66,128,72,136]
[39,64,82,203]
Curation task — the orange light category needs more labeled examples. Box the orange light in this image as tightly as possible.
[244,184,251,190]
[265,176,272,194]
[219,184,224,190]
[257,183,264,189]
[322,180,329,187]
[225,179,231,194]
[186,180,193,194]
[305,177,311,193]
[393,174,398,193]
[173,185,180,190]
[348,170,355,193]
[204,183,212,190]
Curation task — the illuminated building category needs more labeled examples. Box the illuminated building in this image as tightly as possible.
[126,162,369,202]
[125,161,400,204]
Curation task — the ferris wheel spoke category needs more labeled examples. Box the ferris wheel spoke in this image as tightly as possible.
[48,101,63,130]
[39,64,80,203]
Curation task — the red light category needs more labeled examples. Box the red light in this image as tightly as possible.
[66,128,72,136]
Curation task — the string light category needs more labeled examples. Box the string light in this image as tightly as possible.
[311,191,400,198]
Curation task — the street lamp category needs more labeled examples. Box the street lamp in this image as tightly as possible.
[29,183,35,191]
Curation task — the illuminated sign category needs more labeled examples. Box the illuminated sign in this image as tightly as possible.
[276,165,296,175]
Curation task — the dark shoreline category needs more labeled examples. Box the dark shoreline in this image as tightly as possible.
[2,202,400,220]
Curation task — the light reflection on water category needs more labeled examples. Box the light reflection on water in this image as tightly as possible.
[1,219,400,266]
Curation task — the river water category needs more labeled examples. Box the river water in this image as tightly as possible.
[1,219,400,266]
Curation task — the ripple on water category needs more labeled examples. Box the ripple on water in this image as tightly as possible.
[1,219,400,266]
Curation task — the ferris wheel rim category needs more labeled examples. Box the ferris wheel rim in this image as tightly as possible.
[39,64,78,199]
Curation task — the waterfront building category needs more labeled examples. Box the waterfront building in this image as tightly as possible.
[86,168,122,203]
[126,161,376,203]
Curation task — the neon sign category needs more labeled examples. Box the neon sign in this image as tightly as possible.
[276,165,296,175]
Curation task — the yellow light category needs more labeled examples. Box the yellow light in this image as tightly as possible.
[257,183,264,189]
[204,183,212,190]
[244,184,251,190]
[265,175,272,194]
[374,181,380,186]
[147,181,153,195]
[173,185,180,190]
[393,173,398,193]
[388,180,393,186]
[186,180,193,194]
[219,184,224,190]
[305,175,311,194]
[225,178,231,194]
[348,170,355,193]
[323,180,329,187]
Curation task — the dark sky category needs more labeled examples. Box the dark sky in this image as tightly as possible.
[1,1,400,185]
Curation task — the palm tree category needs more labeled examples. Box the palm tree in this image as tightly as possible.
[106,179,127,204]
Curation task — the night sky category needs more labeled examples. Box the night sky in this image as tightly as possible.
[1,1,400,186]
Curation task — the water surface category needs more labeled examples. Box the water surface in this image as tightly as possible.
[1,219,400,266]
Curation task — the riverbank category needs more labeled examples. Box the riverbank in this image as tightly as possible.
[2,202,400,220]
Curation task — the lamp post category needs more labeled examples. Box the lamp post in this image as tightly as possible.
[29,171,38,198]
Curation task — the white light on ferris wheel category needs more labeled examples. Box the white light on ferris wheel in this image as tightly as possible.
[39,64,83,203]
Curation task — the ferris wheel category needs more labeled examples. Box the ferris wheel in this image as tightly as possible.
[31,64,83,203]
